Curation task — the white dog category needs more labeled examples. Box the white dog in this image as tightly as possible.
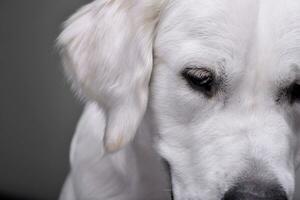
[57,0,300,199]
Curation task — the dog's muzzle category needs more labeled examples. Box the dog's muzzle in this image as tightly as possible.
[162,158,288,200]
[222,180,288,200]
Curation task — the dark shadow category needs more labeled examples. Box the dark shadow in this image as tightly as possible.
[0,193,42,200]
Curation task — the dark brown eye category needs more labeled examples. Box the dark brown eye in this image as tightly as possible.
[182,67,215,97]
[289,82,300,103]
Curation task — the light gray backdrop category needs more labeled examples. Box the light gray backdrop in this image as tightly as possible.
[0,1,300,199]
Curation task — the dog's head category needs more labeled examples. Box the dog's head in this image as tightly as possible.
[58,0,300,199]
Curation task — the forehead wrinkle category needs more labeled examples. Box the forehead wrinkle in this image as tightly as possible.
[277,23,300,64]
[155,0,259,70]
[188,4,256,58]
[247,0,300,91]
[156,0,300,88]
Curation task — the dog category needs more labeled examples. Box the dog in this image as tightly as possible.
[57,0,300,199]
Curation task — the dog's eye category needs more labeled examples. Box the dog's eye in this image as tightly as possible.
[289,82,300,103]
[182,67,215,96]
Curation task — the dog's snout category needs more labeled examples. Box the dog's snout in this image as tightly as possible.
[222,181,288,200]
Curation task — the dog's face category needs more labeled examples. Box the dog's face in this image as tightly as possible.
[59,0,300,199]
[152,1,300,199]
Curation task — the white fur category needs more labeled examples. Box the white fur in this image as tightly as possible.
[58,0,300,199]
[58,0,166,152]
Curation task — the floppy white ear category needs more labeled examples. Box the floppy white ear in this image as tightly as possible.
[58,0,164,152]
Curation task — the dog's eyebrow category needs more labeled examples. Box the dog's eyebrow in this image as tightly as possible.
[182,57,227,74]
[281,64,300,84]
[293,64,300,81]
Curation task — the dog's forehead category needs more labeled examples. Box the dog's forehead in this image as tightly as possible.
[155,0,300,79]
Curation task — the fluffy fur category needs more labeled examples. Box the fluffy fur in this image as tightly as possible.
[58,0,300,199]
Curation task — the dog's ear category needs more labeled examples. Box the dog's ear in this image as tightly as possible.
[58,0,164,153]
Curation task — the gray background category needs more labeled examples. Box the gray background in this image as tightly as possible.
[0,1,300,200]
[0,1,86,199]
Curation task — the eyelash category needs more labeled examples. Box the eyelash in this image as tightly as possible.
[181,67,216,97]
